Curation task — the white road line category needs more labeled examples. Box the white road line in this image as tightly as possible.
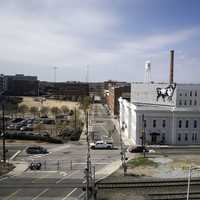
[9,150,21,161]
[62,188,77,200]
[31,188,49,200]
[56,170,80,184]
[2,189,22,200]
[0,177,8,182]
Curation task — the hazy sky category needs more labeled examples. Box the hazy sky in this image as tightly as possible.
[0,0,200,82]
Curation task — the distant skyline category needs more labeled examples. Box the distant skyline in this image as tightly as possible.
[0,0,200,83]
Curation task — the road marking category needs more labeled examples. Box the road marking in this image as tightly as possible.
[31,188,49,200]
[0,177,8,182]
[3,189,22,200]
[9,150,21,161]
[32,173,50,183]
[100,124,110,135]
[56,170,80,184]
[62,188,77,200]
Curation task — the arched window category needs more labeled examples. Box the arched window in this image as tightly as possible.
[194,120,197,128]
[178,120,182,128]
[185,133,188,141]
[162,120,166,128]
[185,120,189,128]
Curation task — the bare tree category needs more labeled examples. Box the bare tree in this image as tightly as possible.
[18,104,29,117]
[30,106,39,118]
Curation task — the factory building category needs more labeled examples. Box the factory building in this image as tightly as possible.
[119,50,200,145]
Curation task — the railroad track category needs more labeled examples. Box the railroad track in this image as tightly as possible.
[96,179,200,200]
[96,178,200,189]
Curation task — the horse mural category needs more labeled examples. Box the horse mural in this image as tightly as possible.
[156,84,176,102]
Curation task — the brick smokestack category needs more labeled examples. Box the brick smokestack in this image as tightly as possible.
[169,50,174,84]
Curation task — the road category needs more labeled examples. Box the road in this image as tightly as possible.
[0,103,121,200]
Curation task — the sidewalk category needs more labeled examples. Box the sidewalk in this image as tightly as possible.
[95,160,122,181]
[8,161,29,176]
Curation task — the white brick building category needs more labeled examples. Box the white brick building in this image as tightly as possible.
[119,83,200,145]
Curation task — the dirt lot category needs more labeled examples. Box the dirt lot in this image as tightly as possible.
[20,97,79,109]
[98,150,200,200]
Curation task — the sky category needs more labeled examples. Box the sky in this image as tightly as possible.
[0,0,200,83]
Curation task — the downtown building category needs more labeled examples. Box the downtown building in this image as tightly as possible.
[119,51,200,145]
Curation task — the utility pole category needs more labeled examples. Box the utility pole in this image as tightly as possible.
[2,103,6,163]
[74,107,77,130]
[119,120,127,176]
[53,66,58,99]
[141,114,146,158]
[85,111,91,200]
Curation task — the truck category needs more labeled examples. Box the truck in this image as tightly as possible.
[90,140,113,149]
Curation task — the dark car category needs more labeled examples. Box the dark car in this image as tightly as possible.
[128,146,148,153]
[26,146,48,154]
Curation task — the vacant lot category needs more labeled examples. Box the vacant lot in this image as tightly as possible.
[20,97,79,109]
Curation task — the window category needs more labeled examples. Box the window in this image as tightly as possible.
[162,133,165,142]
[195,91,198,96]
[153,120,156,128]
[144,120,147,128]
[178,120,182,128]
[194,120,197,128]
[185,93,187,97]
[194,100,197,105]
[192,133,195,141]
[178,133,181,141]
[184,100,187,106]
[185,120,189,128]
[162,120,166,128]
[185,133,188,141]
[180,93,182,96]
[190,100,192,105]
[179,100,182,105]
[190,91,192,96]
[195,133,197,141]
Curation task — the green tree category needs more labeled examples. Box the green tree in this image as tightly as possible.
[30,106,39,118]
[40,106,49,117]
[18,104,29,117]
[61,105,69,114]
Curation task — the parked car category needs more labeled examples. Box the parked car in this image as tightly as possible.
[90,140,113,149]
[20,125,33,131]
[26,146,48,154]
[128,146,149,153]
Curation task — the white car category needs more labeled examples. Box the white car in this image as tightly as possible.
[90,140,113,149]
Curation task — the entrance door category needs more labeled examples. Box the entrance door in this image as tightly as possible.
[151,135,157,144]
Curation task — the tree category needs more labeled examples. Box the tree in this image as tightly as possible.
[79,96,91,112]
[51,107,60,117]
[5,102,18,118]
[30,106,39,118]
[61,105,69,114]
[18,104,29,117]
[40,106,49,117]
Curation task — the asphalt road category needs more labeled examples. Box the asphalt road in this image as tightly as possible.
[0,103,121,200]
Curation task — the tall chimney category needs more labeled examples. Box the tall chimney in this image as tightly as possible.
[169,50,174,84]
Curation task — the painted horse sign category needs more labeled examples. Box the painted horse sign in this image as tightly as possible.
[156,84,176,102]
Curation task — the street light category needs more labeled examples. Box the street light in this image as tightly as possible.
[187,165,200,200]
[119,119,128,176]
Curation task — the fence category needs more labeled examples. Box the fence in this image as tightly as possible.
[28,159,88,171]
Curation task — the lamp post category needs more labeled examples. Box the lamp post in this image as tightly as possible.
[187,165,200,200]
[119,120,127,176]
[141,114,146,158]
[2,103,6,163]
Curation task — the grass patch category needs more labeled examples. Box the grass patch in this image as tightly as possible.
[127,156,158,167]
